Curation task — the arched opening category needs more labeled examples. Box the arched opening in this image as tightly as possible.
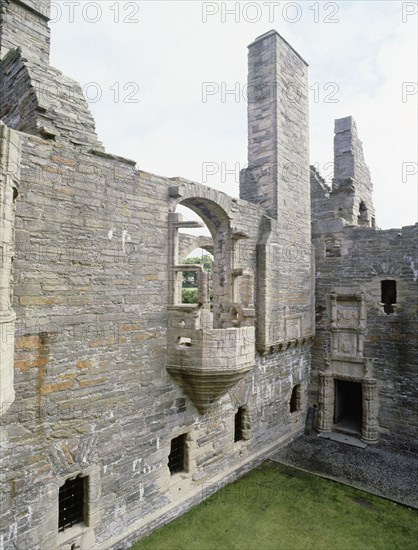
[166,195,256,415]
[182,250,213,304]
[171,198,238,329]
[290,384,301,413]
[234,406,250,442]
[180,198,231,329]
[175,204,214,307]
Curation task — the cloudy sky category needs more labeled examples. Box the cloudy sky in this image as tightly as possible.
[49,1,417,229]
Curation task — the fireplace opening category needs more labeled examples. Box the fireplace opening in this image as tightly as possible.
[334,379,362,435]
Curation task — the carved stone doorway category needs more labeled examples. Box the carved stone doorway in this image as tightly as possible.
[334,379,362,435]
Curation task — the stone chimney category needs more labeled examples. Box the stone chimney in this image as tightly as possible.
[241,30,313,349]
[240,29,310,223]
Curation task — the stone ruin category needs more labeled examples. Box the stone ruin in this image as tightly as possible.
[0,1,417,548]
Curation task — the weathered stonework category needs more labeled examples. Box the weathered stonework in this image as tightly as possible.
[0,1,416,548]
[311,118,417,452]
[0,0,50,62]
[0,121,20,416]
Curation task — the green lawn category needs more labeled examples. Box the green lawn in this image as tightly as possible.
[131,461,418,550]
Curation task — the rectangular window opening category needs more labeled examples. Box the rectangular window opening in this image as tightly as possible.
[290,384,301,413]
[168,434,187,475]
[58,476,85,532]
[177,336,192,347]
[234,407,245,442]
[325,240,341,258]
[381,280,396,314]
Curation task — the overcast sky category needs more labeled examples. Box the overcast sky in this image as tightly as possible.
[49,0,417,229]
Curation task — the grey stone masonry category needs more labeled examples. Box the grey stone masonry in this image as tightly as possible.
[240,30,310,221]
[0,0,50,62]
[311,115,417,451]
[0,121,20,415]
[0,11,313,547]
[0,48,103,149]
[240,30,313,351]
[331,116,375,226]
[311,222,418,451]
[0,2,416,548]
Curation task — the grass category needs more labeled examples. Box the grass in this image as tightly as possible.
[130,461,418,550]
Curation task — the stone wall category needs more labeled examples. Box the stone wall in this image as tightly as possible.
[0,126,312,546]
[312,216,418,451]
[0,20,313,547]
[0,0,50,62]
[0,1,416,547]
[311,117,417,451]
[312,116,375,228]
[0,48,103,147]
[0,121,20,416]
[333,117,374,225]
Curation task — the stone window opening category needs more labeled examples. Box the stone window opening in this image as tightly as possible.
[289,384,301,413]
[181,250,213,305]
[58,475,86,532]
[177,336,192,348]
[381,280,396,314]
[234,407,244,442]
[168,434,188,475]
[358,201,369,226]
[12,184,18,203]
[325,238,341,258]
[234,406,250,442]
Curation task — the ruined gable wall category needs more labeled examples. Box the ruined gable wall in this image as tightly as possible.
[331,117,375,226]
[311,117,375,228]
[0,0,51,62]
[0,49,103,148]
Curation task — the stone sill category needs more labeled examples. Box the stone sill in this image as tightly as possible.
[57,523,86,547]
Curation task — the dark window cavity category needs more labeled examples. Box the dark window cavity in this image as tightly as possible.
[381,280,396,314]
[58,476,85,532]
[358,201,369,225]
[234,407,244,442]
[290,384,301,413]
[168,434,187,474]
